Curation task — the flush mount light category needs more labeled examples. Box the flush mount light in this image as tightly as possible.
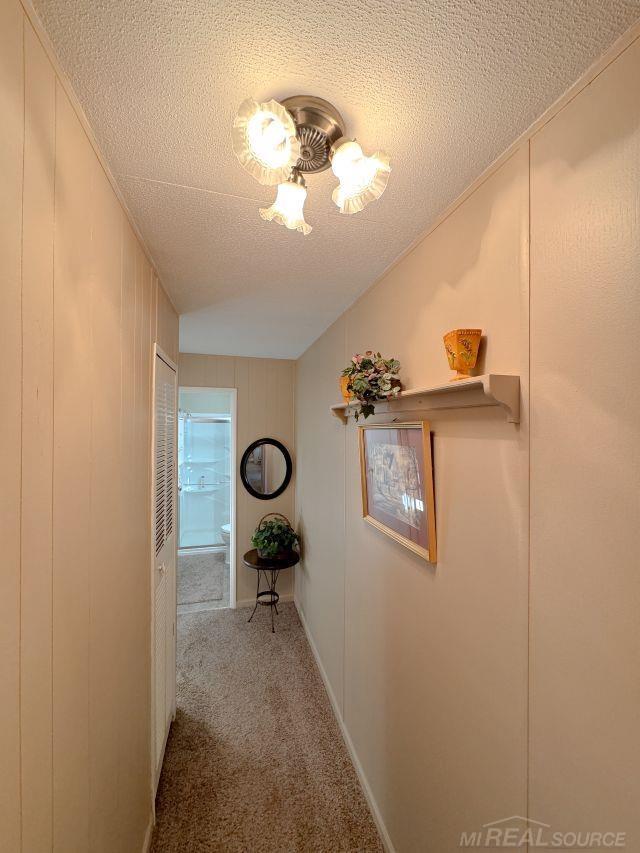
[232,95,391,235]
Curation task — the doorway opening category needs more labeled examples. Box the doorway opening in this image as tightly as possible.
[177,387,236,613]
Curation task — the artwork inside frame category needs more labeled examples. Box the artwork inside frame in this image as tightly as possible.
[358,421,437,563]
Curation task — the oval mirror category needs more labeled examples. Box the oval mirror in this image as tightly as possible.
[240,438,292,500]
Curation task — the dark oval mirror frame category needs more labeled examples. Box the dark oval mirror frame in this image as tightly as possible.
[240,438,293,500]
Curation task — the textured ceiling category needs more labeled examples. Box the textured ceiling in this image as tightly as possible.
[33,0,640,358]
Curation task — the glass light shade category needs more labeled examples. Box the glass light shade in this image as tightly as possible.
[259,180,312,235]
[331,139,391,214]
[232,98,300,186]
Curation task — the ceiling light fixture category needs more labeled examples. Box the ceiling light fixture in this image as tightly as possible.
[232,95,391,235]
[259,169,312,235]
[330,138,391,215]
[232,98,300,186]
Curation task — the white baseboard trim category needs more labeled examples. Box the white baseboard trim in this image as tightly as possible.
[294,599,397,853]
[142,812,154,853]
[235,592,294,609]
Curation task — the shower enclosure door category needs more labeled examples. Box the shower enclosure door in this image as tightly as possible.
[178,416,231,549]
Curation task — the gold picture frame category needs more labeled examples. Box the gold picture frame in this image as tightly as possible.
[358,421,437,562]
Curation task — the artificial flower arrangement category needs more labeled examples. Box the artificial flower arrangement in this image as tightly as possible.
[340,351,401,420]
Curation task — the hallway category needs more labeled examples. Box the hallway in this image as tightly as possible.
[5,2,640,849]
[151,604,382,852]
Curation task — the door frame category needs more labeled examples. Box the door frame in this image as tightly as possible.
[150,343,178,803]
[177,385,237,609]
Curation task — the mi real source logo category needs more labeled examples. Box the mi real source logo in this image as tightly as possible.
[459,816,626,848]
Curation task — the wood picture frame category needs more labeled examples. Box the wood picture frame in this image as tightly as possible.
[358,421,437,562]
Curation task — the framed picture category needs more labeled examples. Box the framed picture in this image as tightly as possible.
[358,421,436,562]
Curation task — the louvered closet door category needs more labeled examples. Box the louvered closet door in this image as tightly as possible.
[152,350,177,789]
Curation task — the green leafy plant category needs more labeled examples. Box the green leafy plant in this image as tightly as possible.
[341,351,401,420]
[251,519,300,559]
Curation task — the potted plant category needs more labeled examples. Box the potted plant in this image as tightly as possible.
[340,351,401,420]
[252,514,300,559]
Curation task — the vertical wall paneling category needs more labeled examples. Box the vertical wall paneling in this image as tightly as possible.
[52,80,93,852]
[294,317,347,713]
[88,160,123,853]
[178,354,296,604]
[296,148,530,852]
[529,37,640,848]
[233,356,251,601]
[0,3,24,850]
[157,285,178,364]
[119,221,150,845]
[0,4,179,848]
[150,272,158,355]
[6,0,639,849]
[20,21,55,853]
[294,30,640,853]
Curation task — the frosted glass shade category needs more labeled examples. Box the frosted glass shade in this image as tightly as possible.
[259,180,312,235]
[232,98,300,186]
[331,139,391,214]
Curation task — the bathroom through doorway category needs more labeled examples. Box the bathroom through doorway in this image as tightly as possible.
[177,387,236,612]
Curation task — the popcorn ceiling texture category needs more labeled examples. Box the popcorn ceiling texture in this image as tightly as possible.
[33,0,640,357]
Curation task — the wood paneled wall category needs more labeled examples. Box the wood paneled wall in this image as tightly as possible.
[0,4,178,851]
[529,36,640,844]
[295,148,530,852]
[294,29,640,853]
[178,354,295,605]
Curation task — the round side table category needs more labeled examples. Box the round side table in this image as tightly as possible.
[243,549,299,633]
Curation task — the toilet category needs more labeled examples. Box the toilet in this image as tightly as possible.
[220,523,232,565]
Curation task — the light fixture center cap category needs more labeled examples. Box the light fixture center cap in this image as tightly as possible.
[281,95,346,174]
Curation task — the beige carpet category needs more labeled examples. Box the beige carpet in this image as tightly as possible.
[178,551,226,607]
[151,604,383,853]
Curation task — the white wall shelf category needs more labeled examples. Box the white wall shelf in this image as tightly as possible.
[330,374,520,424]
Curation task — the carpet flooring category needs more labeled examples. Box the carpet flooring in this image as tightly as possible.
[151,604,383,853]
[178,550,229,611]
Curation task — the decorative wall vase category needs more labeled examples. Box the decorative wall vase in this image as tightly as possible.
[340,375,352,402]
[443,329,482,380]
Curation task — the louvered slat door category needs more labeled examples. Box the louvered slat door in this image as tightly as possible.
[152,350,177,789]
[155,384,167,556]
[163,377,176,727]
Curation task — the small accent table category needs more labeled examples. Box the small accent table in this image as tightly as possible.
[243,548,299,633]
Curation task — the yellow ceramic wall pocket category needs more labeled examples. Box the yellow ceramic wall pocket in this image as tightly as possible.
[443,329,482,381]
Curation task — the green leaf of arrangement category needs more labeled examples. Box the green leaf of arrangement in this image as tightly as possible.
[341,351,401,421]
